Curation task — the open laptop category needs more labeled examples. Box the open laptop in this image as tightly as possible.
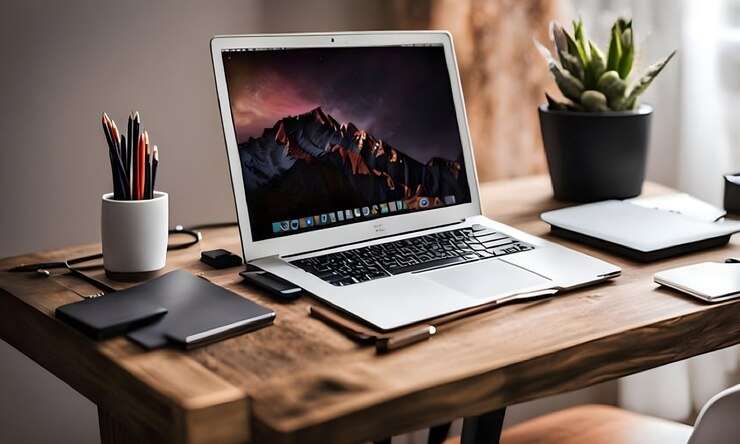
[211,31,620,331]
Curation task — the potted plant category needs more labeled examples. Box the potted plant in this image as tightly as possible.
[535,18,675,201]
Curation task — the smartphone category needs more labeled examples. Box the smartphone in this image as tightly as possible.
[240,271,302,300]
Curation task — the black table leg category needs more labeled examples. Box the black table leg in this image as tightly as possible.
[428,421,452,444]
[460,407,506,444]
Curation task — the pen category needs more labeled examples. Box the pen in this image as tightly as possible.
[375,326,436,353]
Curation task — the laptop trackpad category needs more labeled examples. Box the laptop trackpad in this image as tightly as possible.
[420,259,552,301]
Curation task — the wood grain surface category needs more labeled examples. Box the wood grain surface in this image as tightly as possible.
[1,176,738,444]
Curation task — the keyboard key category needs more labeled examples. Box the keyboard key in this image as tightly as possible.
[387,256,467,275]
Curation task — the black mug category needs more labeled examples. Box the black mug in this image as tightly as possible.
[724,173,740,214]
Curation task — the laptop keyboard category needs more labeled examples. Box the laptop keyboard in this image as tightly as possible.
[291,224,535,287]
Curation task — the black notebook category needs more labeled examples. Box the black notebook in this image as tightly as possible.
[56,269,276,349]
[56,296,167,340]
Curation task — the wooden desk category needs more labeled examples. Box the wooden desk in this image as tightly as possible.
[1,176,738,443]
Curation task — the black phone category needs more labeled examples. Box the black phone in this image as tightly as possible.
[240,271,302,300]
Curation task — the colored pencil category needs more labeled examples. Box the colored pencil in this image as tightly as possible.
[119,133,126,188]
[102,113,119,198]
[126,113,133,197]
[144,142,151,199]
[109,115,129,199]
[110,117,121,155]
[132,112,141,199]
[100,111,159,200]
[152,145,159,196]
[101,114,117,198]
[102,114,127,199]
[135,133,142,199]
[143,131,149,199]
[138,132,147,199]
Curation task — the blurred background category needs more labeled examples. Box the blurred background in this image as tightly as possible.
[0,0,738,442]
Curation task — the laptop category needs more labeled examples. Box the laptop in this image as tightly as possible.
[210,31,620,331]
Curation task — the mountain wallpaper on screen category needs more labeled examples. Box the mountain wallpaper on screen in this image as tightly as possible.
[239,107,469,238]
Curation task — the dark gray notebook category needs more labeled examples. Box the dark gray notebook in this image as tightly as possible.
[56,296,167,340]
[58,269,276,349]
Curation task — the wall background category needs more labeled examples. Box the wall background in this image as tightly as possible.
[2,1,675,442]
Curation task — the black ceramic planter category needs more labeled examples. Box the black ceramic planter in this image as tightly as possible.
[538,104,653,202]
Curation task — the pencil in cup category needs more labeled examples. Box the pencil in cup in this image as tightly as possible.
[102,112,159,200]
[101,113,128,200]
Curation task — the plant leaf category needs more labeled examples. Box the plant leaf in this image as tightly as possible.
[564,27,587,67]
[550,62,585,102]
[606,24,622,72]
[545,92,584,111]
[550,21,568,55]
[534,37,584,102]
[580,90,611,112]
[625,50,677,107]
[559,49,584,82]
[596,70,628,109]
[589,40,606,82]
[618,28,634,78]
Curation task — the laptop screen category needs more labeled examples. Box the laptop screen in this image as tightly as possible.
[222,45,471,241]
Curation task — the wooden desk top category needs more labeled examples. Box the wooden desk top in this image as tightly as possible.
[1,176,738,444]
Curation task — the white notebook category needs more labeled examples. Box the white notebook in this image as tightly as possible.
[655,262,740,302]
[541,200,740,261]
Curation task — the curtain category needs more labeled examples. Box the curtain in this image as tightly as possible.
[394,0,740,427]
[569,0,740,423]
[387,0,739,436]
[393,0,560,182]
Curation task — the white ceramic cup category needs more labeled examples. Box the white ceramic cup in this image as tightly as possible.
[101,191,168,274]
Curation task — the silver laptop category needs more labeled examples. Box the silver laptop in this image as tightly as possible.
[211,31,620,331]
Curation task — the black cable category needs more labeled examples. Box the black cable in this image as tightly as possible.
[8,222,238,273]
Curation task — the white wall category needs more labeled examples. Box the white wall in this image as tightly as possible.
[0,1,615,442]
[0,2,264,442]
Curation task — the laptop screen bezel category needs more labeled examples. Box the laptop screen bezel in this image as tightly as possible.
[211,31,482,262]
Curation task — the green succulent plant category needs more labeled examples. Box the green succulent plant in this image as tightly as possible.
[535,17,676,112]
